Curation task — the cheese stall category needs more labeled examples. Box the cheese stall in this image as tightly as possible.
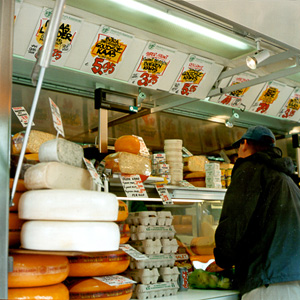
[2,0,300,299]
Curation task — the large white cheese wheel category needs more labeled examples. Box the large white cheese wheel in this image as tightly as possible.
[24,162,93,190]
[21,221,120,252]
[18,190,118,221]
[39,138,84,168]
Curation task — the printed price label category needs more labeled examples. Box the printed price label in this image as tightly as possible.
[119,244,148,260]
[120,174,148,198]
[12,107,35,127]
[178,180,197,189]
[83,157,104,187]
[182,146,193,157]
[93,275,136,286]
[49,97,65,137]
[155,183,173,205]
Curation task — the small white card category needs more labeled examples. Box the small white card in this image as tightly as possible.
[93,275,136,286]
[120,174,148,198]
[155,183,173,205]
[12,106,35,127]
[182,146,193,157]
[119,244,148,260]
[83,157,104,187]
[49,97,64,137]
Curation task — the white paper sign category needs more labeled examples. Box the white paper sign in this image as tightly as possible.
[120,174,148,198]
[119,244,148,260]
[169,54,213,97]
[277,87,300,120]
[93,275,136,286]
[12,106,35,127]
[49,97,64,137]
[128,41,176,89]
[182,146,193,157]
[155,183,173,205]
[81,25,134,78]
[25,7,83,66]
[83,157,104,187]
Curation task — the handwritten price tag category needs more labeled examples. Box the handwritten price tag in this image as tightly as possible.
[155,183,173,205]
[83,157,104,187]
[12,106,35,127]
[93,275,136,286]
[49,97,64,137]
[120,174,148,198]
[119,244,148,260]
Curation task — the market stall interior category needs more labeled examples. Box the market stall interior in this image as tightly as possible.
[3,0,300,299]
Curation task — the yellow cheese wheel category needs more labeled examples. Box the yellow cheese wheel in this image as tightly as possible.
[9,212,25,247]
[117,200,128,222]
[119,223,130,244]
[8,254,69,288]
[66,278,133,300]
[8,283,69,300]
[68,249,130,277]
[114,135,140,154]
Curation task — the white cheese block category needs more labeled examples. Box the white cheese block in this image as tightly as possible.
[18,190,118,221]
[21,221,120,252]
[24,162,93,190]
[39,138,84,168]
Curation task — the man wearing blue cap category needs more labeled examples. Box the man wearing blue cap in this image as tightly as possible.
[214,125,300,299]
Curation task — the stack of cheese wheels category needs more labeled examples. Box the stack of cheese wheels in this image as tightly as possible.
[8,253,69,300]
[65,277,134,300]
[9,179,27,248]
[164,139,183,185]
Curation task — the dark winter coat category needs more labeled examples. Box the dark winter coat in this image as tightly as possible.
[214,147,300,295]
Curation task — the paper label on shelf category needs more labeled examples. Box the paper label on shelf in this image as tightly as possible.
[25,7,83,66]
[83,157,104,187]
[249,80,286,114]
[155,183,173,205]
[216,72,258,107]
[93,275,136,286]
[128,41,176,89]
[12,106,35,127]
[277,87,300,120]
[169,54,213,97]
[119,244,148,260]
[81,25,134,78]
[49,97,65,137]
[182,146,193,157]
[178,180,197,189]
[120,174,148,198]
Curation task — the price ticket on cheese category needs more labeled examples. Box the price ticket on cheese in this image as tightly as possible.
[49,97,65,137]
[120,174,148,198]
[83,157,104,187]
[12,106,35,127]
[119,244,148,260]
[93,275,136,286]
[155,183,173,205]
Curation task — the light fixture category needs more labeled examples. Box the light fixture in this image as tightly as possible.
[246,38,270,69]
[225,110,239,128]
[108,0,249,50]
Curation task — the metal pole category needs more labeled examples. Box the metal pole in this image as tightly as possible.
[0,0,14,297]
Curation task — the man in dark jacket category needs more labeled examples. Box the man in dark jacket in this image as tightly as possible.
[214,125,300,299]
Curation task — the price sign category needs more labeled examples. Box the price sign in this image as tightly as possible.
[155,183,173,205]
[49,97,64,137]
[120,174,148,198]
[277,87,300,120]
[182,146,193,157]
[93,275,136,286]
[12,107,35,127]
[83,157,104,187]
[119,244,148,260]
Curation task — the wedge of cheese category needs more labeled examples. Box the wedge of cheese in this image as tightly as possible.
[21,221,120,252]
[18,190,118,221]
[24,162,93,190]
[183,156,208,172]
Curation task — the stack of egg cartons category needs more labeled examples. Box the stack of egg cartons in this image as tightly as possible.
[164,139,183,185]
[205,162,222,189]
[126,211,180,299]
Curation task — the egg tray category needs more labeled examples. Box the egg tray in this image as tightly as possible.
[130,253,176,269]
[126,211,173,226]
[130,225,176,240]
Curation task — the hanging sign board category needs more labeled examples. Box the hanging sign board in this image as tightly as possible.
[25,7,83,66]
[12,106,35,127]
[49,97,64,137]
[249,81,287,114]
[277,87,300,120]
[128,41,176,89]
[14,0,23,22]
[81,25,134,78]
[169,54,213,97]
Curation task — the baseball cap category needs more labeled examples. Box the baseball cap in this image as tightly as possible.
[232,125,276,148]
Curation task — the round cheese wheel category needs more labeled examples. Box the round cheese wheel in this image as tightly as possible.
[119,223,130,244]
[18,190,118,221]
[114,135,140,154]
[8,283,69,300]
[21,221,120,252]
[9,212,25,247]
[117,200,128,222]
[8,254,69,288]
[66,278,133,300]
[68,249,130,277]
